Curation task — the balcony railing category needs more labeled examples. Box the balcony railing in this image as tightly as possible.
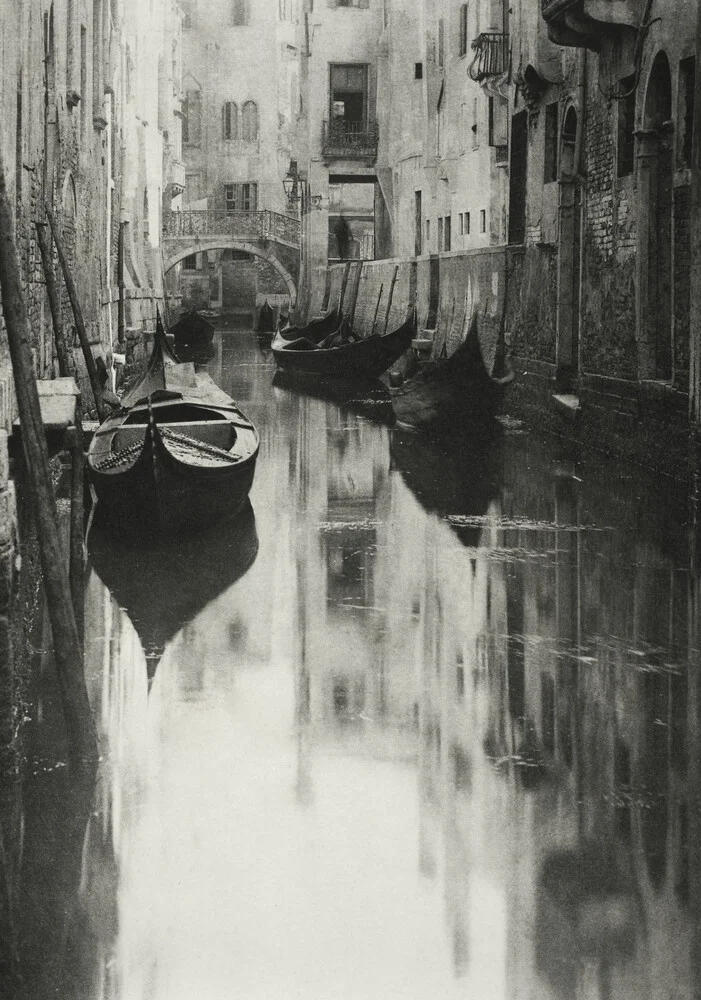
[163,210,301,247]
[468,32,510,83]
[321,118,379,161]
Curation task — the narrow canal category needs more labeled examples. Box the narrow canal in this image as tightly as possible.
[9,327,701,999]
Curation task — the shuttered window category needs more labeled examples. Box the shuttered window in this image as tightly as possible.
[224,182,258,211]
[222,101,238,139]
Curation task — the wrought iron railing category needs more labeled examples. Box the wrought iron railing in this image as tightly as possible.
[321,118,379,160]
[163,210,301,246]
[468,32,510,83]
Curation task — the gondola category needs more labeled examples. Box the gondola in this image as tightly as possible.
[170,308,215,348]
[88,501,259,680]
[255,299,276,333]
[277,307,341,344]
[87,313,259,534]
[271,312,415,379]
[390,317,515,436]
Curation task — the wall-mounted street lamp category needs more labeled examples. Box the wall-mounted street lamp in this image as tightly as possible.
[283,162,323,211]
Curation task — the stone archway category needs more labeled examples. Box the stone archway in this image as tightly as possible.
[637,52,673,380]
[556,104,581,390]
[163,239,297,306]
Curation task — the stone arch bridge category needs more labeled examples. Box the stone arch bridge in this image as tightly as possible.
[162,210,301,305]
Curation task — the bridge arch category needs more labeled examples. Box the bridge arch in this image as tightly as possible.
[163,239,297,306]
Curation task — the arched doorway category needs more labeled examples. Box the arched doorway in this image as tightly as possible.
[556,105,581,390]
[638,52,673,380]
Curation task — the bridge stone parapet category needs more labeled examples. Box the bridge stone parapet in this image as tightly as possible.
[162,210,301,304]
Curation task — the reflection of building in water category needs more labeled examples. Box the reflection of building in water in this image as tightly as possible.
[399,434,700,998]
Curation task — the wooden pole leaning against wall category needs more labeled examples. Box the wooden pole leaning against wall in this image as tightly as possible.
[117,220,126,349]
[44,206,107,422]
[0,156,97,766]
[35,222,72,379]
[370,283,384,337]
[382,265,400,336]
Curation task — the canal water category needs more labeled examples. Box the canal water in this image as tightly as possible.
[7,327,701,999]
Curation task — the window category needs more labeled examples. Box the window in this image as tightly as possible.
[334,0,370,7]
[222,101,238,139]
[181,0,194,28]
[458,213,464,236]
[480,209,486,233]
[415,62,423,80]
[508,110,527,243]
[329,64,368,129]
[444,215,451,251]
[465,211,470,235]
[678,57,695,168]
[232,0,249,25]
[544,102,559,183]
[241,100,258,141]
[183,254,198,269]
[225,182,258,211]
[617,75,635,177]
[437,217,444,251]
[459,3,468,57]
[414,190,422,256]
[183,89,201,144]
[438,17,444,69]
[425,219,430,246]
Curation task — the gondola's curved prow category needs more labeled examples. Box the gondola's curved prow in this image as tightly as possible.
[276,307,342,344]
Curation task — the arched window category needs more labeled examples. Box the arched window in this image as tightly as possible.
[222,101,238,140]
[241,100,258,142]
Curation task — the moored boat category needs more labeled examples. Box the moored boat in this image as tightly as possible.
[87,313,259,534]
[390,318,515,436]
[277,307,341,344]
[255,299,276,333]
[170,308,216,348]
[271,312,415,379]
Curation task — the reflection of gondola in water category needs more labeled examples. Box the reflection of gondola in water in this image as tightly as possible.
[390,426,503,547]
[88,501,259,680]
[272,370,395,425]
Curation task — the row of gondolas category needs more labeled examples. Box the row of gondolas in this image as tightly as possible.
[86,303,513,673]
[87,302,513,536]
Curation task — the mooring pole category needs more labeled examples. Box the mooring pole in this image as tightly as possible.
[35,221,72,379]
[45,206,107,421]
[382,265,399,336]
[338,260,352,315]
[370,283,384,337]
[0,160,97,765]
[69,396,84,644]
[348,262,362,331]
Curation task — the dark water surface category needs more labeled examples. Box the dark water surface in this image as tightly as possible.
[7,329,701,999]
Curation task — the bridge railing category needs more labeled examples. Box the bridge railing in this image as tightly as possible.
[163,210,301,247]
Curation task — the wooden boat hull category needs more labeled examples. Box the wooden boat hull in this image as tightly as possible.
[277,308,341,344]
[87,314,259,535]
[89,500,259,677]
[171,310,216,346]
[390,320,514,436]
[271,315,415,379]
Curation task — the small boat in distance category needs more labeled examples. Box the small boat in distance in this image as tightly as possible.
[171,309,216,348]
[255,299,276,333]
[87,313,259,535]
[271,312,415,379]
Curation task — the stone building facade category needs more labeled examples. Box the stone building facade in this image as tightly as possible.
[172,0,298,318]
[0,0,184,721]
